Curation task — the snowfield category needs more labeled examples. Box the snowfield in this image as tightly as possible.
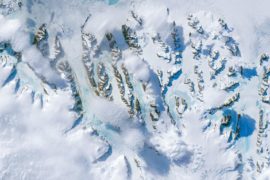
[0,0,270,179]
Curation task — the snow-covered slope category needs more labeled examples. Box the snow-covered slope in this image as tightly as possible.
[1,0,270,179]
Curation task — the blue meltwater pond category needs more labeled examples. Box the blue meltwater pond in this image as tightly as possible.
[106,0,119,5]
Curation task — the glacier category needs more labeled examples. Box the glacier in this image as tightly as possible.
[0,0,270,179]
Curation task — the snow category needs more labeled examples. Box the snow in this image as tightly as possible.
[121,127,145,152]
[11,30,31,52]
[0,15,21,41]
[90,155,130,180]
[149,127,192,165]
[89,97,130,126]
[21,46,62,84]
[260,170,270,180]
[203,87,230,109]
[124,53,150,82]
[0,68,110,180]
[0,0,270,179]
